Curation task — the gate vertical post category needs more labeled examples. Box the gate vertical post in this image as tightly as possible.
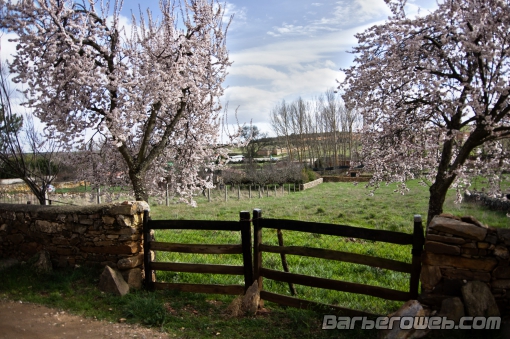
[410,215,424,299]
[240,211,253,291]
[143,210,154,291]
[253,209,263,306]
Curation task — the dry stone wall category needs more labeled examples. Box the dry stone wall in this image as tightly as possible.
[0,201,149,270]
[420,214,510,314]
[299,178,323,190]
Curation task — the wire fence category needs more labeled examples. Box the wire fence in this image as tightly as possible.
[0,189,135,206]
[0,182,306,206]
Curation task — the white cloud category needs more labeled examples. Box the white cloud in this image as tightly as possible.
[223,2,247,26]
[266,0,390,37]
[229,65,287,81]
[231,28,360,68]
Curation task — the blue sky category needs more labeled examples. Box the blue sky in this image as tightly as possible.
[1,0,439,136]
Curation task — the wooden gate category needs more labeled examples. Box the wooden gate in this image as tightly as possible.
[143,210,253,295]
[252,209,424,315]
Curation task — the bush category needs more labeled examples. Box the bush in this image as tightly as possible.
[301,167,318,183]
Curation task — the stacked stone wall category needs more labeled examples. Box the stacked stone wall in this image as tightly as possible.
[420,214,510,314]
[321,176,372,183]
[464,191,510,212]
[0,201,148,270]
[299,178,323,190]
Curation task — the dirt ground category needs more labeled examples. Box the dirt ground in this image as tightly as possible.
[0,298,170,339]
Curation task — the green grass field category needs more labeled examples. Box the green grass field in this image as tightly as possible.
[1,179,507,338]
[150,180,509,318]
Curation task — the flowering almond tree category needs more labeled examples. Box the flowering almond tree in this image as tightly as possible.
[340,0,510,224]
[0,0,231,204]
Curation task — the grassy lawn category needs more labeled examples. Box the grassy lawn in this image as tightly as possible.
[1,180,508,338]
[151,180,510,228]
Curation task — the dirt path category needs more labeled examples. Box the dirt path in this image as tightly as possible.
[0,299,170,339]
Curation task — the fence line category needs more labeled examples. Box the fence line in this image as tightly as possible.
[143,210,425,315]
[143,210,253,295]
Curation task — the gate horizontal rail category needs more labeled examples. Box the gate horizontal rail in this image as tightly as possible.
[252,209,424,314]
[143,209,424,315]
[143,210,253,294]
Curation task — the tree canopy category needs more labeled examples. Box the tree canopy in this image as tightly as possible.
[0,0,231,204]
[340,0,510,224]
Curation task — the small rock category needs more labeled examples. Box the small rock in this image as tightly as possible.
[379,300,429,339]
[241,281,260,315]
[30,250,53,274]
[98,266,130,296]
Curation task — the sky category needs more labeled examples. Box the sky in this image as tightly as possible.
[1,0,440,136]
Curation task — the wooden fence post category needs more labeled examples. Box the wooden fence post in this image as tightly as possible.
[249,185,252,199]
[238,185,241,200]
[266,186,269,197]
[240,211,253,291]
[253,208,263,307]
[96,187,101,204]
[274,185,277,198]
[410,215,424,299]
[225,185,228,202]
[143,210,154,291]
[165,184,169,206]
[258,186,261,198]
[207,188,211,202]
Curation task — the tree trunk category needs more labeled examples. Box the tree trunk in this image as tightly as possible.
[129,169,149,202]
[427,178,452,226]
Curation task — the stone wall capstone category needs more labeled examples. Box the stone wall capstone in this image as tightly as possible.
[420,214,510,315]
[0,201,149,269]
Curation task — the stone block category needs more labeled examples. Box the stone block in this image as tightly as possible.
[461,281,500,317]
[52,237,70,246]
[460,247,478,256]
[425,241,460,255]
[33,220,62,233]
[438,297,465,324]
[80,244,138,254]
[493,266,510,279]
[498,229,510,245]
[423,252,497,271]
[494,246,509,259]
[102,216,116,225]
[427,234,465,245]
[117,254,144,270]
[485,234,498,244]
[420,265,442,290]
[56,248,73,256]
[429,216,487,241]
[379,300,429,339]
[121,268,142,290]
[442,268,491,282]
[492,280,510,289]
[477,242,490,249]
[241,281,260,315]
[6,233,24,245]
[98,266,130,296]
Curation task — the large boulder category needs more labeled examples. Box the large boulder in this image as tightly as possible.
[438,297,465,324]
[461,280,500,317]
